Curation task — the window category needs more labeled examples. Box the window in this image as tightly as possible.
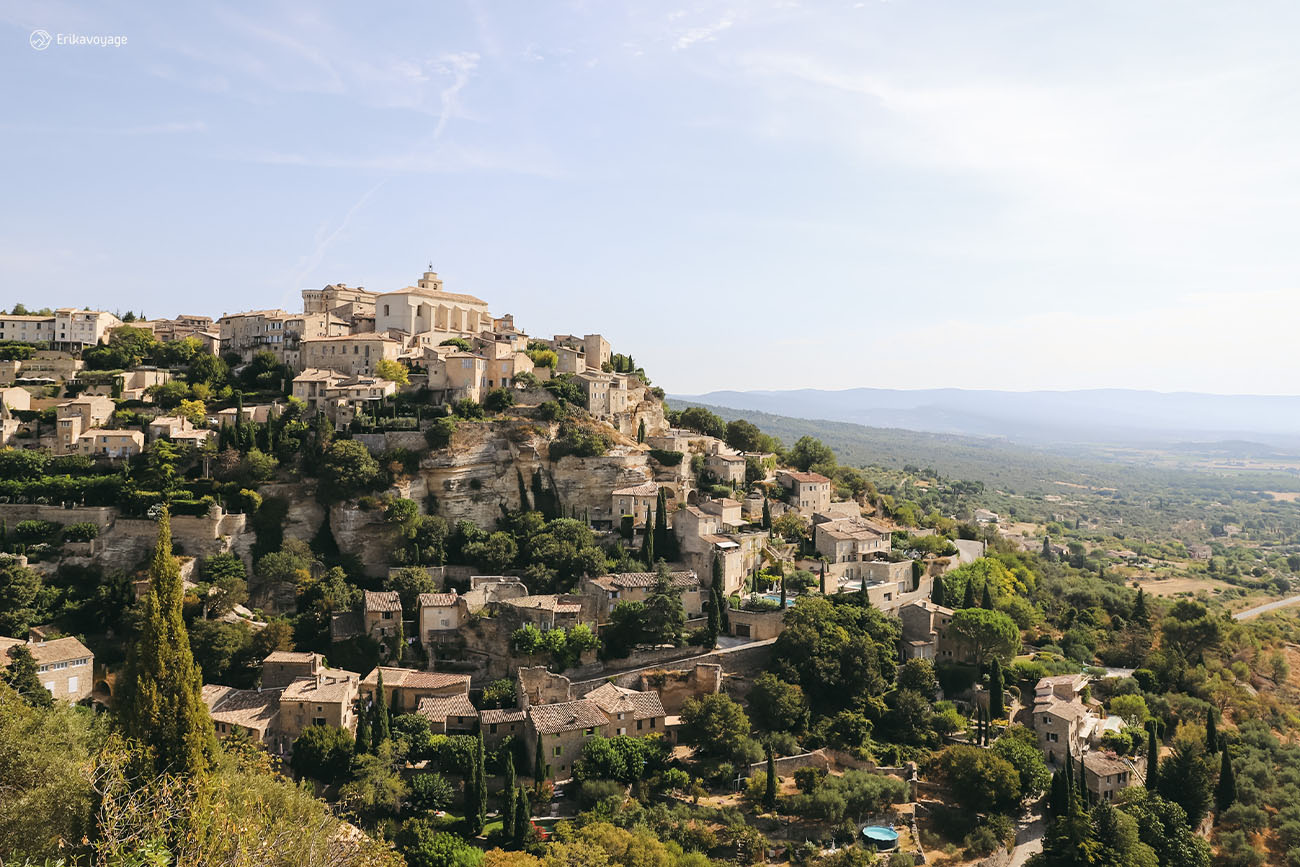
[553,746,563,757]
[68,676,78,693]
[636,719,643,731]
[313,717,326,726]
[490,723,498,734]
[584,727,596,736]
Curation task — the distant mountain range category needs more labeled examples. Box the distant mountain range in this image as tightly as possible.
[667,388,1300,450]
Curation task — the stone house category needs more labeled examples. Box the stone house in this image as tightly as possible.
[611,480,661,528]
[586,682,667,738]
[417,591,463,652]
[1034,695,1088,765]
[76,429,144,459]
[416,694,479,733]
[359,666,471,714]
[481,707,527,748]
[275,667,361,742]
[581,571,703,623]
[705,453,747,486]
[0,635,94,704]
[0,313,56,344]
[777,470,833,517]
[55,395,115,453]
[699,497,743,530]
[217,309,294,359]
[202,684,286,752]
[814,516,892,564]
[54,308,122,351]
[1083,752,1139,801]
[363,590,404,641]
[498,594,593,631]
[300,334,401,378]
[526,698,611,780]
[425,349,487,403]
[261,650,326,688]
[575,370,628,419]
[898,600,955,661]
[302,284,378,321]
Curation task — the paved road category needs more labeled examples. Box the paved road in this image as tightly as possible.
[953,538,986,565]
[1008,811,1046,867]
[1234,594,1300,621]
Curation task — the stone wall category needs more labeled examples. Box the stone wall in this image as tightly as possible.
[728,609,785,640]
[0,504,116,529]
[635,663,722,713]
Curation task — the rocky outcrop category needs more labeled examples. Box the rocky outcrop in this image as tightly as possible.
[329,502,398,578]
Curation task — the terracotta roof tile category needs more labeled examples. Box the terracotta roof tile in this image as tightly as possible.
[528,699,608,735]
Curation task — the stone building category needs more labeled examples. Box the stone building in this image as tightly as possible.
[705,453,747,486]
[1083,752,1139,802]
[202,684,286,751]
[360,666,470,714]
[585,682,667,737]
[0,635,94,704]
[278,668,361,742]
[814,516,891,564]
[374,270,493,338]
[363,590,404,641]
[777,470,833,516]
[898,599,955,661]
[300,334,401,378]
[416,693,479,734]
[581,571,703,623]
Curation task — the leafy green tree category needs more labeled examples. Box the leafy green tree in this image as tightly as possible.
[680,693,751,761]
[991,728,1051,801]
[409,772,455,813]
[1157,737,1214,827]
[319,439,381,500]
[375,358,410,385]
[935,745,1022,812]
[1115,788,1211,867]
[1,645,52,708]
[1159,600,1223,661]
[787,436,835,472]
[396,818,484,867]
[748,672,809,734]
[771,595,899,714]
[465,532,518,573]
[290,724,355,784]
[120,510,215,776]
[948,608,1020,666]
[644,561,686,646]
[0,561,41,636]
[676,406,726,438]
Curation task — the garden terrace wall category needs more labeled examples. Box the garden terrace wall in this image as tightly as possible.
[0,503,117,530]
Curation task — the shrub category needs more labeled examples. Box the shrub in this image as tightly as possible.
[484,388,515,413]
[794,766,827,793]
[62,522,99,542]
[452,399,484,420]
[407,772,455,814]
[578,778,627,809]
[14,520,60,542]
[648,449,684,466]
[425,417,457,449]
[538,401,568,422]
[549,423,612,460]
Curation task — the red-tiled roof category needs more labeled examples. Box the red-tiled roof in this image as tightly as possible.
[528,699,608,735]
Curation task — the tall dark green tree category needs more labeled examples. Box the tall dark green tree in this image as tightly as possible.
[475,729,488,835]
[1215,750,1236,813]
[819,561,827,595]
[121,509,215,776]
[637,418,646,444]
[761,498,771,532]
[1146,724,1160,791]
[980,581,993,610]
[1205,711,1218,754]
[932,574,946,607]
[653,488,669,558]
[1132,587,1149,627]
[712,554,730,633]
[502,752,517,839]
[2,645,53,708]
[961,579,977,610]
[640,519,654,569]
[763,745,777,811]
[534,734,548,789]
[779,572,787,610]
[513,786,530,848]
[989,657,1005,719]
[373,669,391,750]
[705,580,722,648]
[355,699,371,754]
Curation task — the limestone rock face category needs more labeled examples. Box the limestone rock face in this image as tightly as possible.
[417,420,654,527]
[329,502,398,578]
[259,481,327,544]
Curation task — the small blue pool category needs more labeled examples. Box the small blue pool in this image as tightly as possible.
[760,593,797,608]
[862,826,899,850]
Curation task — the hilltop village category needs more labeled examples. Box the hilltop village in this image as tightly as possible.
[0,270,1286,867]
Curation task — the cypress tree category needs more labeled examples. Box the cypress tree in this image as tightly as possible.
[1079,753,1089,805]
[1145,725,1160,790]
[640,520,654,569]
[706,581,721,647]
[961,579,977,610]
[932,574,946,607]
[1132,587,1149,627]
[355,700,371,754]
[534,734,548,789]
[763,745,777,810]
[712,554,730,633]
[779,572,787,609]
[637,418,646,444]
[1042,535,1054,561]
[476,728,488,835]
[2,645,53,708]
[980,581,993,610]
[503,782,517,842]
[373,669,391,750]
[513,786,530,848]
[503,751,517,837]
[1206,711,1218,753]
[762,498,772,532]
[819,561,827,595]
[1065,752,1076,794]
[1215,749,1237,812]
[989,657,1005,720]
[121,509,215,776]
[653,488,668,556]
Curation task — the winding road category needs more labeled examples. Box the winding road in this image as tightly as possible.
[1234,594,1300,621]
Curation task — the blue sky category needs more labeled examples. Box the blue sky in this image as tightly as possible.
[4,1,1300,395]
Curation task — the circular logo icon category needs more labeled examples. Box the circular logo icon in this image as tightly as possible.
[30,29,52,50]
